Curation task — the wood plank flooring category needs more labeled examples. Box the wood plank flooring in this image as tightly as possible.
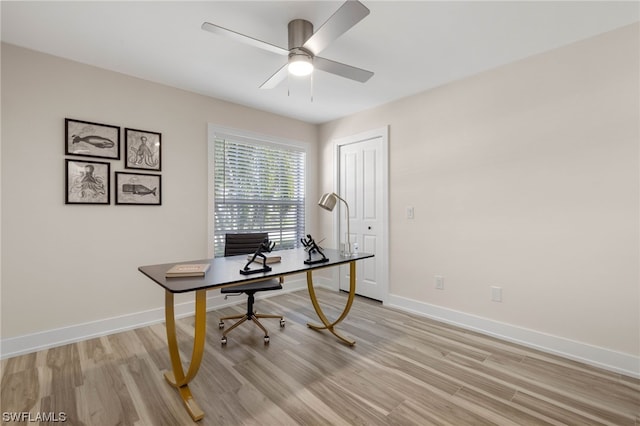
[2,288,639,425]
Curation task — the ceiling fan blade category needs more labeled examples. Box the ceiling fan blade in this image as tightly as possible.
[302,0,370,56]
[314,57,373,83]
[201,22,289,56]
[260,63,289,89]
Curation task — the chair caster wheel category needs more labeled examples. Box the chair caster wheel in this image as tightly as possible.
[280,319,285,327]
[221,336,227,345]
[264,336,270,344]
[218,321,224,329]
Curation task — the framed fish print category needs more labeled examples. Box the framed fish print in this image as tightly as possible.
[125,128,161,171]
[115,172,161,205]
[65,159,110,204]
[65,118,120,160]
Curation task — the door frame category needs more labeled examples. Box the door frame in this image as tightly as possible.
[333,126,390,303]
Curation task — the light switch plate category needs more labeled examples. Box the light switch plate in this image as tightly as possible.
[406,206,414,219]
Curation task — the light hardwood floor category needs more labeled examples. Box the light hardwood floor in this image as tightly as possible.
[2,288,639,425]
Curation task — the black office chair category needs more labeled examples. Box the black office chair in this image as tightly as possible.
[219,233,285,344]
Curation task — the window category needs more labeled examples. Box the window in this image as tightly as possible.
[211,132,306,257]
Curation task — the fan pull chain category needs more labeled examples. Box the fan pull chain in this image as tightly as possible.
[310,72,314,103]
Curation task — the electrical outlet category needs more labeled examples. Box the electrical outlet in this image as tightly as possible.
[435,275,444,290]
[491,286,502,302]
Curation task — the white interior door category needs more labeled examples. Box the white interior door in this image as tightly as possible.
[337,128,388,302]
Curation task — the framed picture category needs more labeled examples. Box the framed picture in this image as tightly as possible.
[65,159,110,204]
[115,172,161,205]
[125,128,161,171]
[65,118,120,159]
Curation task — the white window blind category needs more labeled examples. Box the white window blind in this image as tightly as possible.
[213,136,305,257]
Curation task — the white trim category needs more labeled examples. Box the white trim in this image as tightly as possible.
[386,293,640,379]
[1,277,309,360]
[4,282,636,379]
[333,126,390,303]
[208,125,311,152]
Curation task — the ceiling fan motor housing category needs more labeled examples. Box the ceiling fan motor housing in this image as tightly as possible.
[288,19,314,59]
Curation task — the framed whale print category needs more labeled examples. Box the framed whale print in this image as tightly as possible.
[115,172,161,205]
[65,118,120,160]
[125,128,161,171]
[65,159,110,204]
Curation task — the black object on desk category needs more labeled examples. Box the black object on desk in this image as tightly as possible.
[301,234,329,265]
[240,238,276,275]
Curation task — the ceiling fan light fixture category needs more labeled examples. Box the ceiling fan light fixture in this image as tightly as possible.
[288,53,313,76]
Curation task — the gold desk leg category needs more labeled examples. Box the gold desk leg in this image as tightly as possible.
[306,261,357,346]
[164,290,206,421]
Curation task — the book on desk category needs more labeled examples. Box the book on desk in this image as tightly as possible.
[165,263,210,278]
[246,254,281,264]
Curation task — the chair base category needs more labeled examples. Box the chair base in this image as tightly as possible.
[219,312,285,344]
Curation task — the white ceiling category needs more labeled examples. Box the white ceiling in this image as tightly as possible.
[2,1,638,124]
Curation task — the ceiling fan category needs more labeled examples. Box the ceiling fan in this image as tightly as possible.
[201,0,374,89]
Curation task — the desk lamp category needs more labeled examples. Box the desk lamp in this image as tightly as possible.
[318,192,352,256]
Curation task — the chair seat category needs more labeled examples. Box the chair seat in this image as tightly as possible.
[221,278,282,294]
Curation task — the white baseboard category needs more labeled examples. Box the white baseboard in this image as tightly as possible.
[1,277,310,360]
[5,281,636,379]
[386,293,640,379]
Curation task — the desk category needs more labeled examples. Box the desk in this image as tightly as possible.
[138,248,374,421]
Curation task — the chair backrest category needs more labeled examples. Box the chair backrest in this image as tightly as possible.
[224,233,269,257]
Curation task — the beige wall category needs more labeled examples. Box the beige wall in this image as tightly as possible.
[1,43,317,340]
[2,23,638,374]
[319,24,639,358]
